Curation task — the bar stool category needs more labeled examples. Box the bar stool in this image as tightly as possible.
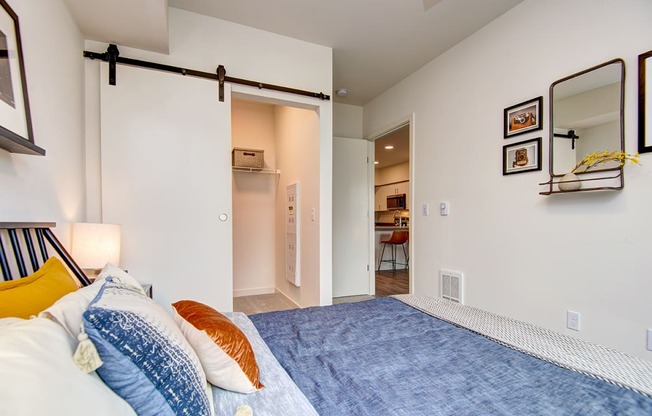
[377,230,409,272]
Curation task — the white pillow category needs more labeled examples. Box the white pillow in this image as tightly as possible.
[172,300,264,394]
[39,263,144,339]
[95,263,145,291]
[0,317,136,416]
[0,317,23,328]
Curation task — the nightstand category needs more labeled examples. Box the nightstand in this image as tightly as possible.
[141,284,153,299]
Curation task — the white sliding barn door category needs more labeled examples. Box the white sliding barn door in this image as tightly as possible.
[100,63,233,311]
[332,137,370,297]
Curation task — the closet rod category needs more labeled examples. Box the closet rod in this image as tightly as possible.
[83,44,330,102]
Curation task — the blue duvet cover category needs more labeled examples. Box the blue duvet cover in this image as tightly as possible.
[249,297,652,416]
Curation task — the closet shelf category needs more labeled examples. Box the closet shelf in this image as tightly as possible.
[232,166,280,175]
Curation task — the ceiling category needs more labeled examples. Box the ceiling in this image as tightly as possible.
[64,0,170,54]
[375,125,410,169]
[64,0,524,106]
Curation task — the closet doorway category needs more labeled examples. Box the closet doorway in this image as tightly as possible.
[230,92,321,314]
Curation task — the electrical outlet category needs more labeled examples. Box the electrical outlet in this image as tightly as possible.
[647,329,652,351]
[566,310,581,331]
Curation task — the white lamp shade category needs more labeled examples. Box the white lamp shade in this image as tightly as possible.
[72,223,121,269]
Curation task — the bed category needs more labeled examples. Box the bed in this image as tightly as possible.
[2,222,652,416]
[237,297,652,415]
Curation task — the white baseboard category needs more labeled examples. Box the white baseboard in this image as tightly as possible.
[274,288,300,309]
[233,287,276,298]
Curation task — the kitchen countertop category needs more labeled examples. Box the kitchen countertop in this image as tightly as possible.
[375,225,409,231]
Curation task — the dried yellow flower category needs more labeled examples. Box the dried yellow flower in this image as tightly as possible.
[572,150,641,173]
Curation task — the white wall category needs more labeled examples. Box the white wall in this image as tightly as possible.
[232,100,278,296]
[274,106,322,306]
[0,0,85,245]
[364,0,652,359]
[333,103,363,139]
[375,161,409,185]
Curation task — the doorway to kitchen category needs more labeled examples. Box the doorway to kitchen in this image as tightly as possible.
[372,122,411,297]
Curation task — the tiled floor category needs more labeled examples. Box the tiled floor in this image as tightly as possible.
[233,269,409,315]
[233,293,299,315]
[333,294,375,304]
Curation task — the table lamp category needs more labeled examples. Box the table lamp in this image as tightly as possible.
[72,222,121,277]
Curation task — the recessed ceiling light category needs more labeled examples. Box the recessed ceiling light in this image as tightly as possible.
[336,88,348,97]
[384,145,394,150]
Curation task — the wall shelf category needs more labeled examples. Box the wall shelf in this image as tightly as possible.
[539,170,623,195]
[232,166,280,175]
[0,134,46,156]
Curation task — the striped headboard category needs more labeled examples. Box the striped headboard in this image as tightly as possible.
[0,222,91,286]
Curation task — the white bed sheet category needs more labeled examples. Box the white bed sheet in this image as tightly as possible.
[212,312,318,416]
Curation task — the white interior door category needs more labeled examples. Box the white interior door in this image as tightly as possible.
[332,137,370,297]
[99,63,233,311]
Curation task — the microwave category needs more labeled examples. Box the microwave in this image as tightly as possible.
[387,194,406,210]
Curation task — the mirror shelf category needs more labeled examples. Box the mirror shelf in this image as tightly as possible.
[541,58,625,196]
[539,169,623,195]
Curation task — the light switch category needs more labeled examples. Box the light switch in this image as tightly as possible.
[422,203,429,216]
[440,201,449,216]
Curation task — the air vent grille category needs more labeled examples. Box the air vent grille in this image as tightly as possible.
[440,269,464,304]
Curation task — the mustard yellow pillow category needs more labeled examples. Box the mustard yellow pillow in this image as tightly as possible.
[0,257,79,319]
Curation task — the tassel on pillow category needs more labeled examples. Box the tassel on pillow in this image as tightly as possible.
[73,322,103,373]
[235,405,253,416]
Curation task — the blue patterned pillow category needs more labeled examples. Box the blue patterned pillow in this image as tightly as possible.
[83,280,212,416]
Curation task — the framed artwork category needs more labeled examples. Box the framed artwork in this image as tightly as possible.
[0,0,43,155]
[639,50,652,153]
[503,137,541,175]
[504,96,543,138]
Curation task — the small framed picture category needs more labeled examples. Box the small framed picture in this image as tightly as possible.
[504,96,543,138]
[503,137,541,175]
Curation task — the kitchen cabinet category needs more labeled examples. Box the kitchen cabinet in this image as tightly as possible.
[387,182,408,195]
[374,180,409,211]
[374,185,389,211]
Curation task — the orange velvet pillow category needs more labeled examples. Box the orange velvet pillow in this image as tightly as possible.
[0,257,79,319]
[172,300,264,394]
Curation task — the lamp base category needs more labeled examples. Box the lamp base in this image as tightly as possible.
[81,268,102,281]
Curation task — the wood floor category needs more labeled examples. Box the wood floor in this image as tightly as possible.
[375,268,409,297]
[233,268,409,315]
